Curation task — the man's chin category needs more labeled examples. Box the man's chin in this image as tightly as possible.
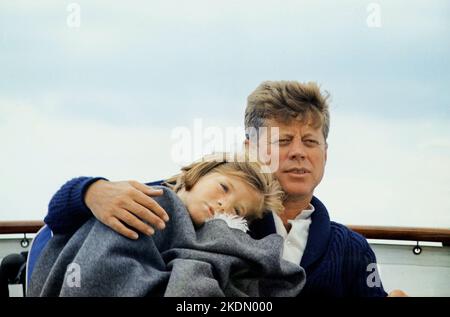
[282,188,313,200]
[286,191,312,199]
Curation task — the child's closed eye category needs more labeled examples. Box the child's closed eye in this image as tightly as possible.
[220,183,229,192]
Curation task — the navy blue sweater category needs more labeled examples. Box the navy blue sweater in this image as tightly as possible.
[45,177,388,297]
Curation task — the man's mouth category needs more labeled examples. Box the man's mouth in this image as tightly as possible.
[284,167,311,175]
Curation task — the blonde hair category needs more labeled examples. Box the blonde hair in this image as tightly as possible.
[245,80,330,141]
[164,153,284,220]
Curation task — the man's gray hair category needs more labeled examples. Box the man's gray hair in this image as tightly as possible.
[245,81,330,140]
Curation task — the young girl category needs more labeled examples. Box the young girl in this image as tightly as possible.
[29,153,305,297]
[162,152,284,231]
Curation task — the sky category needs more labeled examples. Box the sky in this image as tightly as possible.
[0,0,449,227]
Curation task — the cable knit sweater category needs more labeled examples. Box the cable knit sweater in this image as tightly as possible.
[43,177,388,297]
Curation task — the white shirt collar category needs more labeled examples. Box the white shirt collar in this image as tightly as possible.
[272,204,315,238]
[292,204,315,220]
[271,204,315,265]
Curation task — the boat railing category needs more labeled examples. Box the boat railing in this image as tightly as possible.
[0,221,45,235]
[0,220,449,245]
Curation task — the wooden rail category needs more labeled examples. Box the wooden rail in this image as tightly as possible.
[348,225,450,244]
[0,221,449,244]
[0,221,45,234]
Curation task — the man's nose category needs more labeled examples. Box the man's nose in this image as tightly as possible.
[288,140,307,160]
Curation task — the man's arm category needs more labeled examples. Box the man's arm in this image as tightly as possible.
[345,232,388,297]
[45,177,106,234]
[346,231,409,297]
[45,177,170,239]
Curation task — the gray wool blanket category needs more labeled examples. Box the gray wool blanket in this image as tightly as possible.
[28,186,305,297]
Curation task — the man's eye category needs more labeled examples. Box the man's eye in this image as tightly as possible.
[275,139,290,145]
[220,183,229,192]
[303,139,319,147]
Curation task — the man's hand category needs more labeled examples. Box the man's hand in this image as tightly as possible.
[85,180,169,239]
[388,289,409,297]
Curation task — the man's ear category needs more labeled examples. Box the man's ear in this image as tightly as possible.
[324,143,328,163]
[243,139,252,155]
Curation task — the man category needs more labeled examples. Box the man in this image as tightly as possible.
[42,81,400,296]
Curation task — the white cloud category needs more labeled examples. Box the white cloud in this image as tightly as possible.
[316,114,450,228]
[0,99,180,220]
